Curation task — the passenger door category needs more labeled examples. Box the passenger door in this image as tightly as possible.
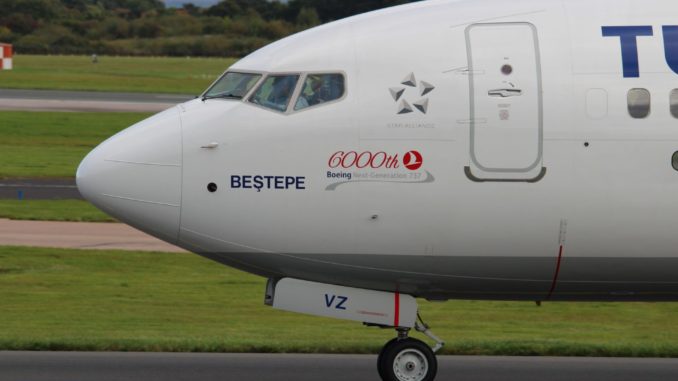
[465,22,545,182]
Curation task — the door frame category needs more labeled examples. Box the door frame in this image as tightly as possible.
[464,22,546,182]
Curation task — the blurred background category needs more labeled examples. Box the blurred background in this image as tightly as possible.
[0,0,413,57]
[1,0,678,359]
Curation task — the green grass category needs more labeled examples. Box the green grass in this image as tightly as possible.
[0,111,149,178]
[0,55,237,94]
[2,245,678,356]
[0,200,113,222]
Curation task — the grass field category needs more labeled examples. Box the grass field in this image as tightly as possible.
[0,111,149,178]
[2,245,678,356]
[0,55,237,94]
[0,200,113,222]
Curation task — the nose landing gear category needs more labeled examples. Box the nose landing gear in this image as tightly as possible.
[264,278,442,380]
[377,317,444,381]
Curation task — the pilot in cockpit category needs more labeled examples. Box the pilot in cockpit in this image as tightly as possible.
[267,76,297,107]
[296,75,325,109]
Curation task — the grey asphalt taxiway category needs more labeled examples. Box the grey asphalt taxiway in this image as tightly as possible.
[0,88,193,112]
[0,178,81,199]
[1,352,677,381]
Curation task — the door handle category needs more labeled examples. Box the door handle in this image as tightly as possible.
[200,142,219,149]
[488,88,523,98]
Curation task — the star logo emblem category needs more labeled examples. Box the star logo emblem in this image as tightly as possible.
[389,73,435,115]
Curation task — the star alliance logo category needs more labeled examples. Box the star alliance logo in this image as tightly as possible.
[389,73,435,115]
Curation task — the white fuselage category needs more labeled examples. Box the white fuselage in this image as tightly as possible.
[77,0,678,302]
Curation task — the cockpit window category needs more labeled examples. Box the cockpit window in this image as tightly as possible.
[294,74,345,111]
[203,72,262,100]
[249,75,300,112]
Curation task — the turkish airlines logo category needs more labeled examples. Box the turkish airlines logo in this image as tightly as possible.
[328,150,423,171]
[403,150,423,170]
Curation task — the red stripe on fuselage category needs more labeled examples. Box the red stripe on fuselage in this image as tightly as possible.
[394,292,400,327]
[547,245,564,299]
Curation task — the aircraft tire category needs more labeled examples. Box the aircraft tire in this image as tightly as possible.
[377,338,399,380]
[379,338,437,381]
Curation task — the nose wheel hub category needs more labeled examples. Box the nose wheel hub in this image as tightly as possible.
[393,349,428,381]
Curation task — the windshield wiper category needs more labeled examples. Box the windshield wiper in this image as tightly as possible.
[202,93,243,101]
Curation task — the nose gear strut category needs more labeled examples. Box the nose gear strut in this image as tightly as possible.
[377,313,444,381]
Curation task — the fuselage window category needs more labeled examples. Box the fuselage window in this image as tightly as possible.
[203,72,262,100]
[249,75,299,112]
[670,89,678,119]
[294,73,345,111]
[627,88,651,119]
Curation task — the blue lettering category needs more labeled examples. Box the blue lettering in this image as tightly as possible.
[230,175,306,191]
[231,176,241,188]
[602,25,653,78]
[285,177,296,188]
[275,176,284,189]
[663,26,678,75]
[335,296,348,310]
[324,294,335,308]
[326,171,352,181]
[324,294,348,310]
[242,175,252,189]
[253,176,264,192]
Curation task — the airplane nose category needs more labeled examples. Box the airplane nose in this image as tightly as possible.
[76,107,182,243]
